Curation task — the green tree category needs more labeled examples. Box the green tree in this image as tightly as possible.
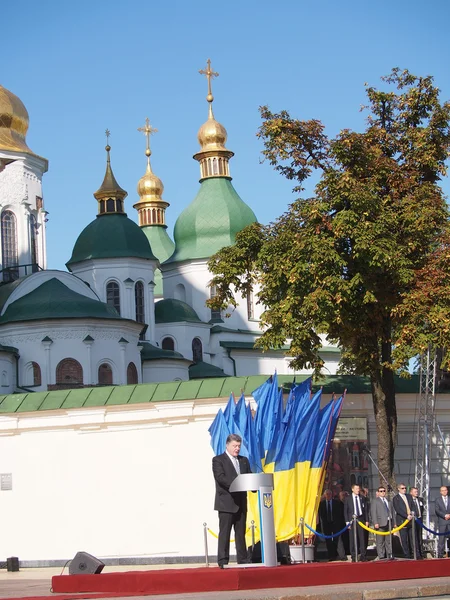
[208,69,450,486]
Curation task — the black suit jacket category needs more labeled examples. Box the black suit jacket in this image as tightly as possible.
[435,495,450,530]
[319,498,344,531]
[344,493,368,522]
[212,452,251,513]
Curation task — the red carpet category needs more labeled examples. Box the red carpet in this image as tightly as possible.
[51,559,450,596]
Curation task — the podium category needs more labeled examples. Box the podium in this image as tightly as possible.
[229,473,277,567]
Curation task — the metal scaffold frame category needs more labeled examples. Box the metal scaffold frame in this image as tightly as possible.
[414,346,437,533]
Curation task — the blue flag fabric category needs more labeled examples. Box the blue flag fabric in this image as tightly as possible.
[208,409,230,455]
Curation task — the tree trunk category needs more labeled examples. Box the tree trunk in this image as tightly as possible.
[370,326,398,490]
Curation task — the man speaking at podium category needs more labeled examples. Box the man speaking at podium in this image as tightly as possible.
[212,433,252,568]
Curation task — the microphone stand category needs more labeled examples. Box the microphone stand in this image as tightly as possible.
[363,447,394,560]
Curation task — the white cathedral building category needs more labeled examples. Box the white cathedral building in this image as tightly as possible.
[0,72,339,395]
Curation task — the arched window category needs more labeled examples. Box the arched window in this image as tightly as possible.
[99,200,106,214]
[162,337,175,351]
[1,371,7,387]
[174,283,186,303]
[1,210,18,282]
[192,338,203,363]
[30,214,39,271]
[127,362,138,384]
[56,358,83,386]
[32,362,41,386]
[135,281,145,323]
[210,285,222,321]
[106,281,121,315]
[98,363,113,385]
[106,198,115,212]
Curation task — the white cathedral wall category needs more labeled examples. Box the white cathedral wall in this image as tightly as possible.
[0,353,17,394]
[0,320,142,390]
[161,260,263,332]
[69,258,157,341]
[142,359,191,382]
[0,154,48,272]
[0,392,448,563]
[155,322,211,362]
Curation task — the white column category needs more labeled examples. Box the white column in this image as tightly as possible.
[147,281,156,343]
[41,337,53,388]
[118,338,128,385]
[83,337,94,385]
[124,279,134,320]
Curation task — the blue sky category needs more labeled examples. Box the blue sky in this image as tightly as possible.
[2,0,450,270]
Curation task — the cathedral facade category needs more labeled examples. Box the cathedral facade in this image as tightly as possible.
[0,66,339,393]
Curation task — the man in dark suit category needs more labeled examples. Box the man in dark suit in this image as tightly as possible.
[371,486,393,559]
[318,489,347,561]
[435,485,450,558]
[392,483,414,558]
[344,484,369,562]
[409,486,424,559]
[212,433,252,568]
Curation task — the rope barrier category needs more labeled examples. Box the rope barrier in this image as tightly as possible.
[207,526,255,543]
[304,522,351,539]
[357,518,410,535]
[415,518,450,537]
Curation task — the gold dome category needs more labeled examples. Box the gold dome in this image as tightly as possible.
[197,108,228,152]
[137,162,164,200]
[0,84,33,154]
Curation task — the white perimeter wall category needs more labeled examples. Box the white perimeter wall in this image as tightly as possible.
[0,392,449,563]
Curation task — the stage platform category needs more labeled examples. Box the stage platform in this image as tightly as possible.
[51,558,450,597]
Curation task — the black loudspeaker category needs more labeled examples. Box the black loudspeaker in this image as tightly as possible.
[69,551,105,575]
[7,557,19,572]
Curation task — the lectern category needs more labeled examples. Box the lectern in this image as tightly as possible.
[229,472,277,567]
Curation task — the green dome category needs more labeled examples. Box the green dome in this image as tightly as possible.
[166,177,257,263]
[141,225,175,296]
[155,298,202,324]
[67,214,157,268]
[0,278,124,325]
[140,342,185,361]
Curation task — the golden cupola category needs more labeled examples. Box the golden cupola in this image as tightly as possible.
[0,84,35,155]
[193,59,234,180]
[94,131,127,215]
[133,118,169,227]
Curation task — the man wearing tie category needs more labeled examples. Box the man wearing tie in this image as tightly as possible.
[410,487,424,559]
[371,486,393,559]
[344,484,368,562]
[435,485,450,558]
[212,434,252,568]
[318,489,347,561]
[392,483,414,558]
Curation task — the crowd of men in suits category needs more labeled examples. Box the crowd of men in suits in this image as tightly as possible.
[319,483,450,561]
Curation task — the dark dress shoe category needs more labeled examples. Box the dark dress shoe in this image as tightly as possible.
[218,563,225,569]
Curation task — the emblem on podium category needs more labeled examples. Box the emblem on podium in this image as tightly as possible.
[263,492,273,509]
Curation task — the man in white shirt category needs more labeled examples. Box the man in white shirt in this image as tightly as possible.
[410,487,424,559]
[392,483,414,558]
[344,484,368,561]
[435,486,450,558]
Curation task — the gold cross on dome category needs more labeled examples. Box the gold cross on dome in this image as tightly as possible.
[105,129,111,144]
[199,58,219,99]
[138,117,158,154]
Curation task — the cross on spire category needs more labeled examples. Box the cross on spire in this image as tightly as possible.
[105,129,111,145]
[138,117,158,156]
[199,58,219,101]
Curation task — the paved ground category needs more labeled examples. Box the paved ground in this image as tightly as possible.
[1,565,450,600]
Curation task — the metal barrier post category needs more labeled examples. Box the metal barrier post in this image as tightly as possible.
[353,515,358,563]
[203,522,209,567]
[300,518,306,564]
[411,513,417,560]
[251,520,256,552]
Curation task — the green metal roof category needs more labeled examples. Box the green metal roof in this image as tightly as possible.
[0,278,123,324]
[210,325,262,336]
[0,277,30,314]
[141,225,175,296]
[166,177,257,264]
[189,361,228,379]
[140,342,186,361]
[155,298,202,324]
[67,213,157,267]
[0,375,420,414]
